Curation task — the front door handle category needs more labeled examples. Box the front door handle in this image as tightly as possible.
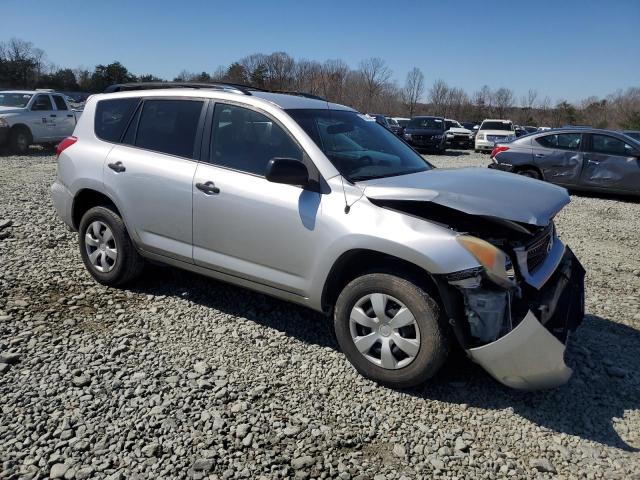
[534,153,546,158]
[196,181,220,195]
[108,161,126,173]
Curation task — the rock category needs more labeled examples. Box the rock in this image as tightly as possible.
[194,361,210,375]
[0,352,20,364]
[75,466,95,479]
[235,424,250,439]
[0,219,12,229]
[50,463,68,478]
[193,458,214,471]
[529,458,556,473]
[141,442,159,457]
[392,444,406,458]
[71,375,91,387]
[455,436,469,452]
[0,363,10,374]
[283,425,300,436]
[291,455,315,470]
[429,457,445,469]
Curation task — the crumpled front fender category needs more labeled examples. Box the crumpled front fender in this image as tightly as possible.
[467,310,572,390]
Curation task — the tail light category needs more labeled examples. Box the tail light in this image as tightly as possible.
[56,136,77,156]
[490,145,509,159]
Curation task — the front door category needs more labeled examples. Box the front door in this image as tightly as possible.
[102,98,205,262]
[531,132,584,186]
[29,94,57,141]
[580,133,640,193]
[192,102,323,295]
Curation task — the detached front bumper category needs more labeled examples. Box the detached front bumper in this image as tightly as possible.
[464,247,585,390]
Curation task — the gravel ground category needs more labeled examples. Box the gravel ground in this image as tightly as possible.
[1,149,639,479]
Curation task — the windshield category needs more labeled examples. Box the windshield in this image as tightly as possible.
[445,120,462,129]
[623,131,640,141]
[286,109,431,182]
[407,117,444,130]
[387,118,399,126]
[480,121,513,131]
[396,119,409,127]
[0,92,32,108]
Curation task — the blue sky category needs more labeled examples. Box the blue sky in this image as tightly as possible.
[3,0,638,102]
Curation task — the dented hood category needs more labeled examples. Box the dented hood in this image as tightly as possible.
[359,168,570,226]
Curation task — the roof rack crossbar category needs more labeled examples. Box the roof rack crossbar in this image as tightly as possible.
[103,82,256,95]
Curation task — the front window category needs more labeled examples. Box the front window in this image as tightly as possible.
[480,121,513,131]
[407,117,444,130]
[445,120,462,129]
[0,92,32,108]
[287,109,431,182]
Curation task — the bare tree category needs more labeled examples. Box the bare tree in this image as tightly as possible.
[358,57,392,111]
[319,59,349,102]
[403,67,424,117]
[428,79,449,116]
[493,87,515,118]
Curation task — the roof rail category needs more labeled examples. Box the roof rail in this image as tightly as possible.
[103,82,256,95]
[262,90,327,101]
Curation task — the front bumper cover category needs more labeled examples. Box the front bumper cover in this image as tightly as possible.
[465,247,585,390]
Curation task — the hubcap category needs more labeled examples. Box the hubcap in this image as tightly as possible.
[349,293,420,370]
[84,221,117,273]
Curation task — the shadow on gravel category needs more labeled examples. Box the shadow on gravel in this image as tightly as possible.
[0,146,55,157]
[569,190,640,204]
[423,149,471,157]
[127,266,639,451]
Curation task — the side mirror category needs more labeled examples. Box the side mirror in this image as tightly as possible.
[266,158,310,187]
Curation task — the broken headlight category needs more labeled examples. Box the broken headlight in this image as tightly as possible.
[456,235,516,288]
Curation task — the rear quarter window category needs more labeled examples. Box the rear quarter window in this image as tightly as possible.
[94,98,141,142]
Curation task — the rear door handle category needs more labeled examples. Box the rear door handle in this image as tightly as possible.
[196,181,220,195]
[108,161,126,173]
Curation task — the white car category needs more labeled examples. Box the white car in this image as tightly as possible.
[0,90,81,154]
[474,119,516,153]
[444,119,474,149]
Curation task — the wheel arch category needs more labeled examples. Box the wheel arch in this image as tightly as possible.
[513,164,545,180]
[72,188,122,230]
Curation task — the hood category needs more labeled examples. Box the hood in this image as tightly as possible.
[0,106,25,114]
[359,168,569,226]
[447,127,472,135]
[479,129,513,136]
[405,127,444,135]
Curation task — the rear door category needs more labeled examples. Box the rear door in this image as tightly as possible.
[51,94,76,139]
[580,133,640,193]
[102,97,206,263]
[531,132,584,186]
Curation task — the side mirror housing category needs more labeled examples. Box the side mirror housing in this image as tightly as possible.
[266,158,310,187]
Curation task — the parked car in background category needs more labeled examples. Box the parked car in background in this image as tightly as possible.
[369,114,401,135]
[622,130,640,141]
[475,119,515,153]
[523,126,538,134]
[403,116,447,152]
[51,82,586,390]
[444,119,474,149]
[392,117,410,136]
[0,90,81,154]
[514,126,528,137]
[489,128,640,195]
[537,126,551,131]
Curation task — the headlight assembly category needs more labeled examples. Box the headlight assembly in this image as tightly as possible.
[456,235,515,288]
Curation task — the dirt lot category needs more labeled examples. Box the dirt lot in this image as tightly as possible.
[1,150,639,479]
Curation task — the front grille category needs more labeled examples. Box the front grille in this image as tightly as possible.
[525,224,554,273]
[487,135,509,142]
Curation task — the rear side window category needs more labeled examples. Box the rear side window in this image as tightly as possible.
[135,99,204,158]
[209,103,302,175]
[95,98,140,142]
[590,134,635,156]
[536,133,581,151]
[52,95,68,110]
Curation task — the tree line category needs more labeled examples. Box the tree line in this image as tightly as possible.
[1,38,638,129]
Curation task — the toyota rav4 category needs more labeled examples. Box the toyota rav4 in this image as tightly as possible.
[51,83,585,390]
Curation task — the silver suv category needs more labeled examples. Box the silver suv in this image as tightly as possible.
[51,83,585,390]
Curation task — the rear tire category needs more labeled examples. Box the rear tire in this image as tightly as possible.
[334,272,450,389]
[517,168,541,180]
[10,127,31,155]
[78,206,144,286]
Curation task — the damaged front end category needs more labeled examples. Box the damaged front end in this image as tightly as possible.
[370,198,586,390]
[448,246,585,390]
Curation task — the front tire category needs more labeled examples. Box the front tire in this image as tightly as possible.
[10,127,31,154]
[334,272,450,389]
[78,206,144,286]
[517,168,541,180]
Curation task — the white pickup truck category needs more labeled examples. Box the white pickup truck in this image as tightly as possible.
[0,90,82,154]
